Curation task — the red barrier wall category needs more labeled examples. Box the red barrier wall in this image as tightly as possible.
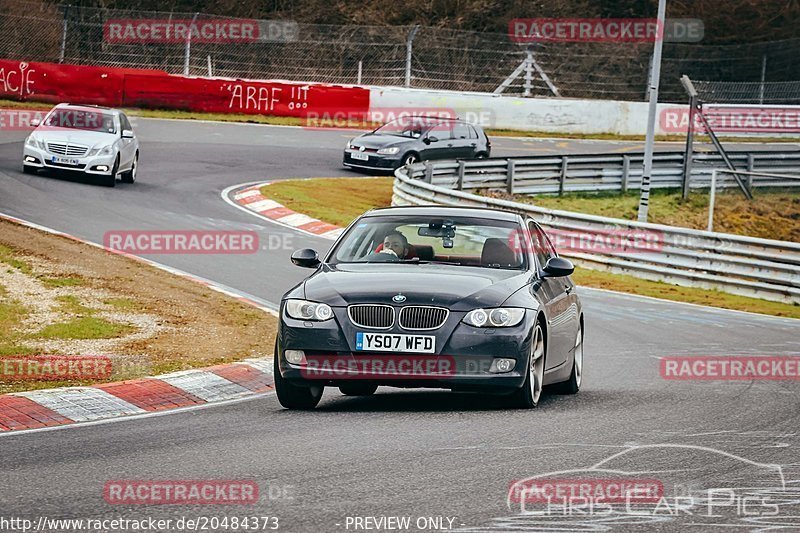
[0,59,369,117]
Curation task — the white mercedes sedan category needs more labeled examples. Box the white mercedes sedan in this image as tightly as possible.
[23,103,139,187]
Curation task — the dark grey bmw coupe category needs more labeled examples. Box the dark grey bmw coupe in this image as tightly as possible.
[275,205,584,409]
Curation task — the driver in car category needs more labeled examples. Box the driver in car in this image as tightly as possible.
[366,231,411,261]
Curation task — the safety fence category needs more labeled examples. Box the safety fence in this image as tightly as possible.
[410,151,800,195]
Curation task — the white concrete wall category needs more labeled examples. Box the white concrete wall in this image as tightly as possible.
[370,86,683,136]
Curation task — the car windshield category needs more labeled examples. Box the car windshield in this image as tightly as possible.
[329,214,527,270]
[44,108,117,134]
[373,117,444,138]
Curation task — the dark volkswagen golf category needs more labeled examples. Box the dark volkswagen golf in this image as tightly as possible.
[275,206,583,409]
[342,117,491,171]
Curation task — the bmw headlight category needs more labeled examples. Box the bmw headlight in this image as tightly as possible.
[463,308,525,328]
[285,299,334,321]
[377,147,400,155]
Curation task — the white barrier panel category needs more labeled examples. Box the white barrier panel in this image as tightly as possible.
[370,87,800,137]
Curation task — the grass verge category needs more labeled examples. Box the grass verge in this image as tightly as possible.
[2,98,798,143]
[260,176,799,318]
[0,218,277,393]
[491,188,800,242]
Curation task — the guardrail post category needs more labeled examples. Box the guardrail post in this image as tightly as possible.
[621,155,630,194]
[424,162,433,183]
[506,159,516,195]
[559,156,569,196]
[747,154,755,193]
[457,160,465,190]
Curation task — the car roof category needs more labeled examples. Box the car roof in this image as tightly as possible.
[362,205,522,222]
[387,116,482,128]
[55,103,120,115]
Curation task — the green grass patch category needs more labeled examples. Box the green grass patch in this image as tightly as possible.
[54,295,94,315]
[33,317,134,340]
[509,188,800,242]
[0,244,32,274]
[103,297,143,312]
[40,275,85,288]
[261,177,393,227]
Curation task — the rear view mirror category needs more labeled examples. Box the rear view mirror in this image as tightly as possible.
[418,220,456,238]
[30,118,40,127]
[426,135,439,143]
[542,257,574,277]
[122,129,134,138]
[291,248,321,268]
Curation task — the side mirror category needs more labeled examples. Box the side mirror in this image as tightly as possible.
[122,129,134,138]
[291,248,321,268]
[426,135,439,144]
[542,257,574,277]
[30,118,40,127]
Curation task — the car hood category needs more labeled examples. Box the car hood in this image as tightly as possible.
[352,133,413,150]
[33,128,116,147]
[303,263,530,310]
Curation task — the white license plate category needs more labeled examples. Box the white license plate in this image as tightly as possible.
[350,151,369,161]
[355,332,435,353]
[52,156,79,165]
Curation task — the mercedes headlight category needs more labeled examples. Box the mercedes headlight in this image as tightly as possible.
[99,145,114,155]
[26,135,44,149]
[463,308,525,328]
[285,299,333,321]
[377,147,400,155]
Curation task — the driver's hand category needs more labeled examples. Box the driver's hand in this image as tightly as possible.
[378,249,398,257]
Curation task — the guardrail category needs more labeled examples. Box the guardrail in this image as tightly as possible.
[408,151,800,196]
[393,164,800,304]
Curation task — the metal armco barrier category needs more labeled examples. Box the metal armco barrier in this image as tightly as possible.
[409,151,800,195]
[393,165,800,304]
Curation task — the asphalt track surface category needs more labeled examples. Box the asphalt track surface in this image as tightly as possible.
[0,119,799,532]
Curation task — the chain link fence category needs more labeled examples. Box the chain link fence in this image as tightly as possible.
[1,0,799,102]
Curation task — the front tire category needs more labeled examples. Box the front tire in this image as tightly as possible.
[339,383,378,396]
[508,322,546,409]
[103,156,119,187]
[397,152,419,168]
[273,346,323,409]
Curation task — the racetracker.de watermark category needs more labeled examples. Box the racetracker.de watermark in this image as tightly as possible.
[509,18,703,43]
[103,480,259,505]
[103,230,259,254]
[304,107,497,130]
[660,356,800,380]
[0,109,47,130]
[103,19,298,44]
[300,355,456,380]
[0,355,112,381]
[660,106,800,134]
[509,478,664,506]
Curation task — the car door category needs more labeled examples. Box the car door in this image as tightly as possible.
[118,113,135,170]
[528,220,576,370]
[420,123,455,160]
[450,122,477,159]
